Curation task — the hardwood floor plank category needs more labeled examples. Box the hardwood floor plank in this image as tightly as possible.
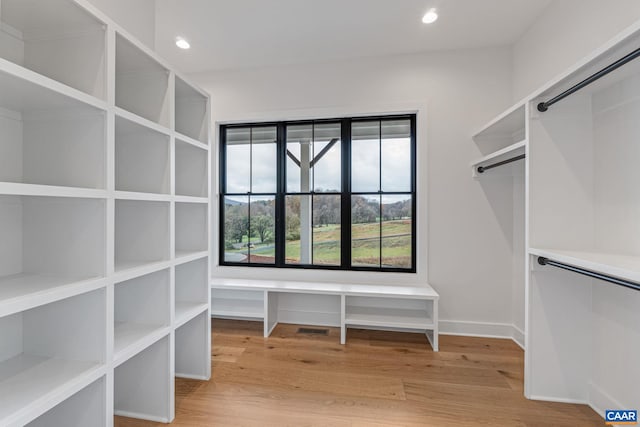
[114,319,603,427]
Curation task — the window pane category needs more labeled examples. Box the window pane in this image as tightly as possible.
[286,124,312,193]
[225,128,250,193]
[251,127,277,193]
[351,194,380,267]
[285,195,303,264]
[223,196,249,263]
[381,195,412,269]
[248,196,275,264]
[313,123,341,192]
[351,121,380,192]
[286,195,341,266]
[312,195,341,265]
[381,120,412,192]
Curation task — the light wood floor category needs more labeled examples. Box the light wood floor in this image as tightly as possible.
[116,319,603,427]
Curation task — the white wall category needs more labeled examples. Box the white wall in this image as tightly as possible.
[87,0,156,49]
[512,0,640,100]
[193,47,521,335]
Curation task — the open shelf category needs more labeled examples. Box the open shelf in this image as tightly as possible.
[473,102,526,150]
[0,273,105,319]
[115,200,169,273]
[115,116,170,195]
[345,296,434,330]
[114,335,171,423]
[0,70,106,189]
[211,289,265,319]
[26,376,106,427]
[0,289,106,426]
[0,196,105,316]
[115,34,169,127]
[175,302,208,329]
[470,140,526,177]
[114,269,170,365]
[0,0,106,99]
[175,311,209,380]
[529,248,640,285]
[175,202,208,254]
[175,76,208,144]
[175,139,208,197]
[175,258,208,325]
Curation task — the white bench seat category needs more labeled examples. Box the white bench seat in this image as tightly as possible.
[210,277,439,351]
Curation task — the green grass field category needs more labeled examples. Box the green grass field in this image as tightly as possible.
[226,220,411,268]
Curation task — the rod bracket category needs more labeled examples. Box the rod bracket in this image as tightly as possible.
[537,103,548,112]
[537,256,548,266]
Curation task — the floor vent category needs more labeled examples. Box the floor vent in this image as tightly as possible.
[297,327,329,336]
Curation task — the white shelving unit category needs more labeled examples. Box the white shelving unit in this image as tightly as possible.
[525,27,640,414]
[175,76,209,144]
[175,202,208,259]
[114,269,170,365]
[0,0,106,99]
[115,34,169,127]
[470,102,527,348]
[210,278,439,350]
[0,0,211,424]
[472,21,640,422]
[0,290,106,427]
[26,376,107,427]
[175,138,208,197]
[115,116,170,195]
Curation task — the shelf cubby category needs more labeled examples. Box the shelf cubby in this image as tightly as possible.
[115,34,169,127]
[115,200,169,272]
[175,312,209,380]
[26,376,106,427]
[114,269,170,365]
[175,202,208,256]
[115,116,170,195]
[175,76,208,143]
[344,296,434,330]
[175,139,208,197]
[0,289,106,426]
[0,196,105,317]
[211,289,265,319]
[0,72,106,189]
[114,335,172,423]
[473,103,526,152]
[175,258,208,326]
[0,0,106,99]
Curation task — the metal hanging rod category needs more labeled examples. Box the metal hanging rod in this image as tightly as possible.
[477,154,525,174]
[537,46,640,112]
[537,257,640,292]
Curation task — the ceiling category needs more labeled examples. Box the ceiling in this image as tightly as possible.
[155,0,551,74]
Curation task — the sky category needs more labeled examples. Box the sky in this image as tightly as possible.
[225,123,412,199]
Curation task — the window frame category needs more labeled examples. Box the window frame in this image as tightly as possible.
[219,114,417,273]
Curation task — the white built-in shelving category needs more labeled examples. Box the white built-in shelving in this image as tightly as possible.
[525,25,640,414]
[0,0,211,424]
[115,116,170,195]
[210,278,439,350]
[176,138,208,197]
[115,200,170,273]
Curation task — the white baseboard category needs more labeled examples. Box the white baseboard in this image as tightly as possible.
[512,324,525,350]
[589,382,625,420]
[528,395,588,405]
[114,410,170,423]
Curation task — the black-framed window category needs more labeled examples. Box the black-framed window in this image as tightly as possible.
[220,114,416,272]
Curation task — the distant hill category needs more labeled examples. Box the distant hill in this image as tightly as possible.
[225,198,247,206]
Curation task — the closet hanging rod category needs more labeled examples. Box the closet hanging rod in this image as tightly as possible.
[537,46,640,112]
[477,154,525,174]
[537,257,640,292]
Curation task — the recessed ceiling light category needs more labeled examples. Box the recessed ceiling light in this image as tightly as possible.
[175,37,190,49]
[422,9,438,24]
